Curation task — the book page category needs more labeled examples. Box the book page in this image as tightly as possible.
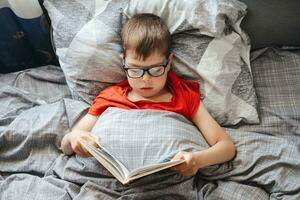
[80,139,186,184]
[79,140,130,182]
[97,144,130,176]
[127,159,185,181]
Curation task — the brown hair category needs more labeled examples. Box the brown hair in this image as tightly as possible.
[121,13,171,60]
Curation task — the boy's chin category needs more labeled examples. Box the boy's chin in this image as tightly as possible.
[137,91,158,99]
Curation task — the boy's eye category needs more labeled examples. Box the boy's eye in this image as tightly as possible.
[128,68,143,76]
[149,66,164,75]
[130,68,142,73]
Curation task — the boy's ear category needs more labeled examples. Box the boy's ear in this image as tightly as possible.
[166,53,173,72]
[168,52,174,61]
[168,52,174,66]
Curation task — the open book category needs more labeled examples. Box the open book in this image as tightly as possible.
[79,139,185,184]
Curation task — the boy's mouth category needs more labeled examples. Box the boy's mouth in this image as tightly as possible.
[140,87,153,90]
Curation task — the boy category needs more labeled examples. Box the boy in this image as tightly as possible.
[61,13,236,177]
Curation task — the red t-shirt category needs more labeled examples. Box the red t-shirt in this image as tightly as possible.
[88,71,200,121]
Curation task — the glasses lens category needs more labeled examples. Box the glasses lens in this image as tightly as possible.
[127,68,144,78]
[148,66,165,77]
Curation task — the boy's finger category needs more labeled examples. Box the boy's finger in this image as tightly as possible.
[86,135,101,148]
[171,166,181,172]
[80,145,92,156]
[172,151,183,161]
[75,147,91,157]
[75,142,90,156]
[81,151,92,157]
[90,134,99,141]
[74,148,84,156]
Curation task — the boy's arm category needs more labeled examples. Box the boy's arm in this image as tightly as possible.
[172,102,236,176]
[192,102,236,167]
[61,114,99,156]
[72,113,99,131]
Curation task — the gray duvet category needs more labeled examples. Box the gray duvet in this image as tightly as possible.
[0,48,300,199]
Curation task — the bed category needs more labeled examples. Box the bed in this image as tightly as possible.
[0,0,299,199]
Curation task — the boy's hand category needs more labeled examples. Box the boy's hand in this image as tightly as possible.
[171,151,200,176]
[61,130,100,157]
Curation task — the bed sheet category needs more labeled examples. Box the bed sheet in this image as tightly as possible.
[0,59,299,199]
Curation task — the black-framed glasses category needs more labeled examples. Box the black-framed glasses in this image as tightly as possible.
[122,58,169,79]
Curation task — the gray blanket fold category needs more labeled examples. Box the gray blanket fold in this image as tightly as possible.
[93,108,209,170]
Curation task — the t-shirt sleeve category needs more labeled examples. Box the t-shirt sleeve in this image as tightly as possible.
[88,82,132,116]
[182,79,201,120]
[88,93,110,116]
[88,86,116,116]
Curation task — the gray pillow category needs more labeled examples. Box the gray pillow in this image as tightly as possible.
[43,0,127,101]
[124,0,246,37]
[43,0,259,125]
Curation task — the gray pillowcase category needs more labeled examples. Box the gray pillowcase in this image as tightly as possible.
[44,0,127,101]
[124,0,247,37]
[43,0,259,125]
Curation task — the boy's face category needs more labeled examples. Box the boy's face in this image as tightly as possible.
[122,50,172,99]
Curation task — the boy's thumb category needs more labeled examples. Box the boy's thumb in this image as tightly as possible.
[90,134,101,147]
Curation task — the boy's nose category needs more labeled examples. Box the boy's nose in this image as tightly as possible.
[142,71,151,81]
